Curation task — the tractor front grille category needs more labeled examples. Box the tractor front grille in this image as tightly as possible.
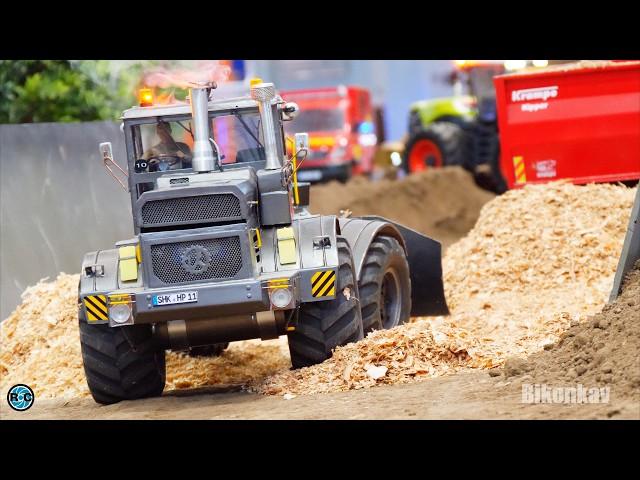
[141,194,242,227]
[150,237,243,285]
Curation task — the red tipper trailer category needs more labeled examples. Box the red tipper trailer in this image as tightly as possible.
[494,60,640,189]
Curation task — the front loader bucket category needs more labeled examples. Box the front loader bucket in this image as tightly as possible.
[609,186,640,302]
[361,216,450,316]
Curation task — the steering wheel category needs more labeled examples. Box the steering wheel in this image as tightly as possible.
[147,154,189,172]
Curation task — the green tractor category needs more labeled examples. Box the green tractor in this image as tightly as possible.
[402,60,508,193]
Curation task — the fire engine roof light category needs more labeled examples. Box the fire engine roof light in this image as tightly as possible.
[532,60,549,68]
[139,88,154,107]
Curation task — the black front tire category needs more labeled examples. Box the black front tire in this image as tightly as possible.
[287,236,364,368]
[358,236,412,333]
[79,317,166,405]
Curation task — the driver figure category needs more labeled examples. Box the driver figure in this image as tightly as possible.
[142,121,192,171]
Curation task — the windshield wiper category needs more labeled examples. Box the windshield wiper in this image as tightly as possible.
[176,120,194,140]
[234,111,263,148]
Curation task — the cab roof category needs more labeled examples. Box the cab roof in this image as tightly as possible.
[121,94,282,120]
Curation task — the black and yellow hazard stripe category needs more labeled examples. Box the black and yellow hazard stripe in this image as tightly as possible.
[84,295,108,322]
[311,270,336,298]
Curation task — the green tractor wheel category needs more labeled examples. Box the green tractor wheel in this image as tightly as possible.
[403,122,470,174]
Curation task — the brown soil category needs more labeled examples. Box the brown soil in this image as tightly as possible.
[499,260,640,408]
[310,167,495,249]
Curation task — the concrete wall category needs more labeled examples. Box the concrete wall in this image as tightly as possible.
[0,121,134,319]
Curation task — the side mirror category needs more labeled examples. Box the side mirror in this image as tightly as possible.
[282,102,300,121]
[99,142,128,191]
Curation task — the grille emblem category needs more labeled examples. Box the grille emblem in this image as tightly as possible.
[180,245,211,274]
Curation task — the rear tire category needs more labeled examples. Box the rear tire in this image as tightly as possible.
[287,236,364,368]
[403,121,471,173]
[358,236,412,333]
[337,164,352,183]
[79,316,166,405]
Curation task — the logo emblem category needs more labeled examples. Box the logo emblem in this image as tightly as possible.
[7,384,34,411]
[180,245,211,274]
[511,85,559,102]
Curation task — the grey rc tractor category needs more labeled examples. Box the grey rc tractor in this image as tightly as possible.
[78,80,449,404]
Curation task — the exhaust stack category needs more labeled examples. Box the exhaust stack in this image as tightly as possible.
[190,86,216,172]
[250,82,280,170]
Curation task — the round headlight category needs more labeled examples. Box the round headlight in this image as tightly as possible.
[270,288,293,309]
[109,303,131,324]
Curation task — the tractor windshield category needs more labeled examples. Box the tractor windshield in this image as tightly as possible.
[466,65,503,101]
[128,109,265,198]
[130,110,264,172]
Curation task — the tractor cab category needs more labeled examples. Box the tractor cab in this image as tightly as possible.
[451,60,506,122]
[99,84,303,237]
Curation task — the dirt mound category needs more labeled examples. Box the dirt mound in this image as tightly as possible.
[501,260,640,402]
[310,167,494,249]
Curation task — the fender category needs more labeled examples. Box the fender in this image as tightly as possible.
[339,216,449,316]
[410,96,477,128]
[79,248,120,297]
[78,248,121,324]
[293,214,340,270]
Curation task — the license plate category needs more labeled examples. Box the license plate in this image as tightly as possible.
[152,291,198,306]
[297,170,323,181]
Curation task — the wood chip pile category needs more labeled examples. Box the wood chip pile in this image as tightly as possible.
[257,182,636,395]
[1,181,635,399]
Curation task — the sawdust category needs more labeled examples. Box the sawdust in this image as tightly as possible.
[165,339,290,391]
[1,181,636,400]
[257,317,489,396]
[439,181,634,359]
[0,277,290,399]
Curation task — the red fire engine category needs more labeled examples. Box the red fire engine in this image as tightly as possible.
[280,86,377,183]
